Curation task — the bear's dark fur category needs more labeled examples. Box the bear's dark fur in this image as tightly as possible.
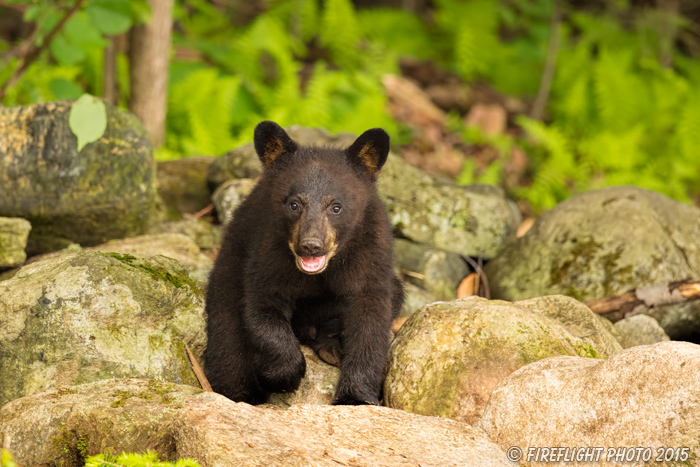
[204,121,403,405]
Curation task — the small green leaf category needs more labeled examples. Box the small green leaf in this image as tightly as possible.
[23,5,42,22]
[69,94,107,152]
[49,79,84,100]
[86,4,132,35]
[50,34,85,66]
[64,13,106,49]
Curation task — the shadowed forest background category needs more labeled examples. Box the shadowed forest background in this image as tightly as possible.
[1,0,699,215]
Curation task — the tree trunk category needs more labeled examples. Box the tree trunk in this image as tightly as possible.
[103,36,117,105]
[128,0,173,148]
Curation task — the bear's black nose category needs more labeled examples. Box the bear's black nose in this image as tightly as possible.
[300,238,324,256]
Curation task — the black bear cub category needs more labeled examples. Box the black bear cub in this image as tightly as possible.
[204,121,403,405]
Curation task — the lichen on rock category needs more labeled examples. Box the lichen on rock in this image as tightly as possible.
[0,251,206,407]
[485,186,700,339]
[479,341,700,466]
[0,217,31,269]
[0,378,510,467]
[384,295,621,424]
[0,101,156,255]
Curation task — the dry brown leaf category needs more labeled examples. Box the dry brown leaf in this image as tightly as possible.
[457,273,478,299]
[517,218,536,238]
[392,317,408,335]
[464,103,507,136]
[382,74,446,130]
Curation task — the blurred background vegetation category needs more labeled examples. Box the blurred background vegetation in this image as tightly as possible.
[1,0,699,214]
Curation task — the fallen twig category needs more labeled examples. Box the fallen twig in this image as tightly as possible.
[184,203,214,220]
[185,343,213,392]
[586,279,700,321]
[461,255,490,299]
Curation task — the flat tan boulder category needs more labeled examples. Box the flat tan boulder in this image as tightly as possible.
[0,378,510,467]
[479,341,700,465]
[384,295,621,424]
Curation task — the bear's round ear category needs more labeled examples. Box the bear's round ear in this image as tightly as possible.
[254,121,298,167]
[346,128,390,177]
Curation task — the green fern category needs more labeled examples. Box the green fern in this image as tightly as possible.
[84,451,200,467]
[319,0,361,69]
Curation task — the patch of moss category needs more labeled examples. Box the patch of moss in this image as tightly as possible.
[109,253,195,290]
[110,388,154,408]
[51,430,89,467]
[548,239,600,300]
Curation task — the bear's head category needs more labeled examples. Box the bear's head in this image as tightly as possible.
[253,121,390,275]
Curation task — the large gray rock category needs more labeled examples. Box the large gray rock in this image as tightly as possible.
[394,239,468,300]
[0,101,155,255]
[0,378,510,467]
[379,160,519,258]
[207,126,519,258]
[157,156,215,217]
[211,178,256,225]
[614,314,670,349]
[0,251,206,407]
[399,282,438,318]
[485,186,700,339]
[0,217,30,269]
[384,295,621,424]
[479,342,700,465]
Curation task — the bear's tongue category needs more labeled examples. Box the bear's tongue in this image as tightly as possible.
[298,255,327,273]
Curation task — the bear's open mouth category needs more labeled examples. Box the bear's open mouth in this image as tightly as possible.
[297,255,327,274]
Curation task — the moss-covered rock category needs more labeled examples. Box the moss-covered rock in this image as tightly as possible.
[207,126,519,257]
[0,217,31,269]
[88,233,213,286]
[394,239,468,300]
[0,101,155,255]
[157,156,215,217]
[479,342,700,466]
[0,251,205,407]
[485,186,700,339]
[378,160,519,258]
[399,282,438,318]
[384,295,621,424]
[614,314,670,349]
[0,378,510,467]
[211,178,257,225]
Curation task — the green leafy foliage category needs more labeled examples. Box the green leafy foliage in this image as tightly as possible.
[69,93,107,151]
[84,451,200,467]
[0,449,17,467]
[514,7,700,210]
[1,0,150,107]
[1,0,699,212]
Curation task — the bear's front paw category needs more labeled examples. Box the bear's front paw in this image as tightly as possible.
[331,394,380,406]
[258,348,307,394]
[331,384,380,406]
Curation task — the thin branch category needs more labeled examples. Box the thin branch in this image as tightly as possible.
[0,0,86,100]
[185,343,213,391]
[529,0,562,121]
[461,255,490,300]
[587,279,700,320]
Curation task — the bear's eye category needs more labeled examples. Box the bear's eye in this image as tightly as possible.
[331,204,342,214]
[289,201,299,211]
